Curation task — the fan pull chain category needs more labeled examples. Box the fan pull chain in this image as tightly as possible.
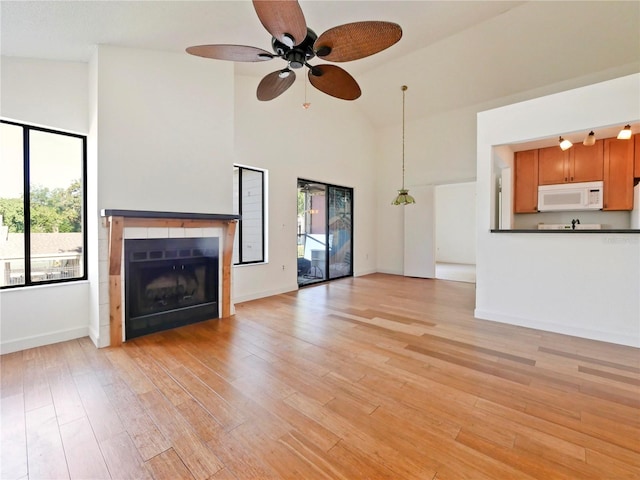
[302,74,311,109]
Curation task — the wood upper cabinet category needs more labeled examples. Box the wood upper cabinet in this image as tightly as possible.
[635,134,640,178]
[514,149,539,213]
[603,137,634,210]
[538,146,568,185]
[538,141,603,185]
[571,141,605,182]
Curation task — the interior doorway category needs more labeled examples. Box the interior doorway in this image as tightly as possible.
[434,182,476,283]
[403,182,476,283]
[297,179,353,287]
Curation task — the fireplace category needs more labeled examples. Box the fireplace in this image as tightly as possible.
[102,210,239,346]
[124,237,219,339]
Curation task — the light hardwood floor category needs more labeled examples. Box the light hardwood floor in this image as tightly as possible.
[1,273,639,479]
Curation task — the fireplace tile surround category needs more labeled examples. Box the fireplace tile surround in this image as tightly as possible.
[100,210,239,346]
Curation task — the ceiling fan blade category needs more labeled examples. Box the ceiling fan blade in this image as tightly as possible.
[252,0,307,47]
[257,69,296,101]
[186,44,274,62]
[308,65,361,101]
[315,21,402,62]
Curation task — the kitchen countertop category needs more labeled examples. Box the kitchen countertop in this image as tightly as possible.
[492,229,640,233]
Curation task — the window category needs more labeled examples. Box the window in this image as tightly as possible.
[233,165,266,264]
[0,120,87,288]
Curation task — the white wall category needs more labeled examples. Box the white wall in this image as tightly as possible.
[0,283,90,354]
[435,182,476,264]
[476,74,640,347]
[93,46,234,212]
[0,57,88,133]
[231,74,377,302]
[0,57,90,354]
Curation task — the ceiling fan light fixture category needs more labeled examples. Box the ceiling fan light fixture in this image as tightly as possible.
[392,85,415,206]
[583,131,596,146]
[617,124,632,140]
[559,136,573,151]
[282,33,295,48]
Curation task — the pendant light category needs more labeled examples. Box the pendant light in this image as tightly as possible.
[617,124,632,140]
[558,136,573,151]
[392,85,416,206]
[583,131,596,146]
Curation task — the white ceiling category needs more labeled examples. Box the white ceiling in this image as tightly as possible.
[2,1,639,129]
[0,1,523,69]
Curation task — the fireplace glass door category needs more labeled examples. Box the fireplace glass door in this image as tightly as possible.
[124,237,219,339]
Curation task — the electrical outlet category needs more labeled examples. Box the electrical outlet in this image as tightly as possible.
[282,264,285,270]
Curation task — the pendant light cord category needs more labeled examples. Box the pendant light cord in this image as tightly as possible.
[401,85,407,190]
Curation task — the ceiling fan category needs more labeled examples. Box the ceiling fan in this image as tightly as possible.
[186,0,402,101]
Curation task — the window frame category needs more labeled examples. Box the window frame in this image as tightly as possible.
[0,119,88,289]
[233,165,266,265]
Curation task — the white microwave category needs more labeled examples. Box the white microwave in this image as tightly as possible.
[537,181,603,212]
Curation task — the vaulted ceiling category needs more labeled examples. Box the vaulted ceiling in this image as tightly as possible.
[2,1,639,127]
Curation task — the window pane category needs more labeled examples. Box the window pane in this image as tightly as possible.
[0,123,26,286]
[28,130,84,282]
[240,169,263,263]
[329,186,352,279]
[297,181,328,285]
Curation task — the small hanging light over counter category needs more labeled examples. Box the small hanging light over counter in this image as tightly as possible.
[392,85,416,206]
[558,136,573,151]
[583,131,596,146]
[617,124,632,140]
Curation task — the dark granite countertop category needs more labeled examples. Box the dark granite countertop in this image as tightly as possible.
[492,229,640,234]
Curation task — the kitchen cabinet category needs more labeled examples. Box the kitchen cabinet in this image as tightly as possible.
[634,134,640,178]
[603,137,634,210]
[538,141,604,185]
[514,149,538,213]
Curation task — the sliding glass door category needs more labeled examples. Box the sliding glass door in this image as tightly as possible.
[297,179,352,287]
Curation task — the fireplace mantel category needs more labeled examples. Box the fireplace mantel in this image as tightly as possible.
[101,209,240,346]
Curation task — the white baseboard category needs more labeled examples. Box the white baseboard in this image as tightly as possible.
[474,309,640,348]
[373,268,404,275]
[354,268,377,277]
[88,326,100,348]
[233,283,299,304]
[0,326,90,355]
